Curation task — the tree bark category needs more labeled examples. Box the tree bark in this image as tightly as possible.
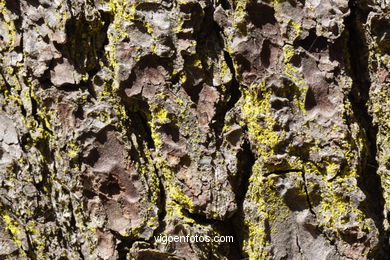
[0,0,389,259]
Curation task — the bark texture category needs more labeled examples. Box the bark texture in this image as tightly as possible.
[0,0,389,259]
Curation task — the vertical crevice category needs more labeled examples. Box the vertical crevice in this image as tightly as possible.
[233,141,255,208]
[229,140,256,259]
[118,100,168,252]
[128,110,155,149]
[151,170,167,240]
[296,233,303,256]
[345,0,389,256]
[223,50,241,111]
[0,71,27,117]
[194,4,241,149]
[213,50,241,149]
[301,171,316,216]
[114,232,136,259]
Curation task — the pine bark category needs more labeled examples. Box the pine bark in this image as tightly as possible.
[0,0,389,259]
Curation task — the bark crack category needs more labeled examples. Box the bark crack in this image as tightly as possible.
[212,49,241,149]
[345,1,389,256]
[205,8,242,149]
[301,171,316,217]
[301,170,350,259]
[295,232,303,256]
[229,140,256,259]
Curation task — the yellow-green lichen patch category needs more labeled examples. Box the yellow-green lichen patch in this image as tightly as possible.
[130,132,161,207]
[301,140,375,241]
[365,21,390,229]
[147,94,204,218]
[153,106,170,124]
[243,165,300,259]
[233,0,249,35]
[286,19,301,42]
[282,45,307,112]
[240,82,282,158]
[106,0,136,73]
[0,0,16,52]
[25,221,46,258]
[153,155,196,219]
[370,98,390,228]
[318,171,373,235]
[155,155,195,214]
[106,0,159,69]
[238,81,285,257]
[0,207,28,258]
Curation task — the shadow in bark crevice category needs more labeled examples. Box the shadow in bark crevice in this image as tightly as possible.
[345,1,389,257]
[229,140,256,259]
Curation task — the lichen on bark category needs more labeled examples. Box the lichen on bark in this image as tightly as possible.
[0,0,389,259]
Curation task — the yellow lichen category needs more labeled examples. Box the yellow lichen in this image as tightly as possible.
[0,209,24,252]
[0,0,16,52]
[241,82,281,157]
[286,19,301,42]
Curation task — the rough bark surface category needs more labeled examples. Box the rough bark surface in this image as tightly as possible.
[0,0,389,259]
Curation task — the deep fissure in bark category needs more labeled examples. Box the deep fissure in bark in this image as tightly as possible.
[196,5,242,149]
[301,171,316,216]
[229,140,256,259]
[128,109,156,150]
[345,1,389,256]
[233,140,255,209]
[151,172,167,242]
[114,232,137,259]
[212,50,241,149]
